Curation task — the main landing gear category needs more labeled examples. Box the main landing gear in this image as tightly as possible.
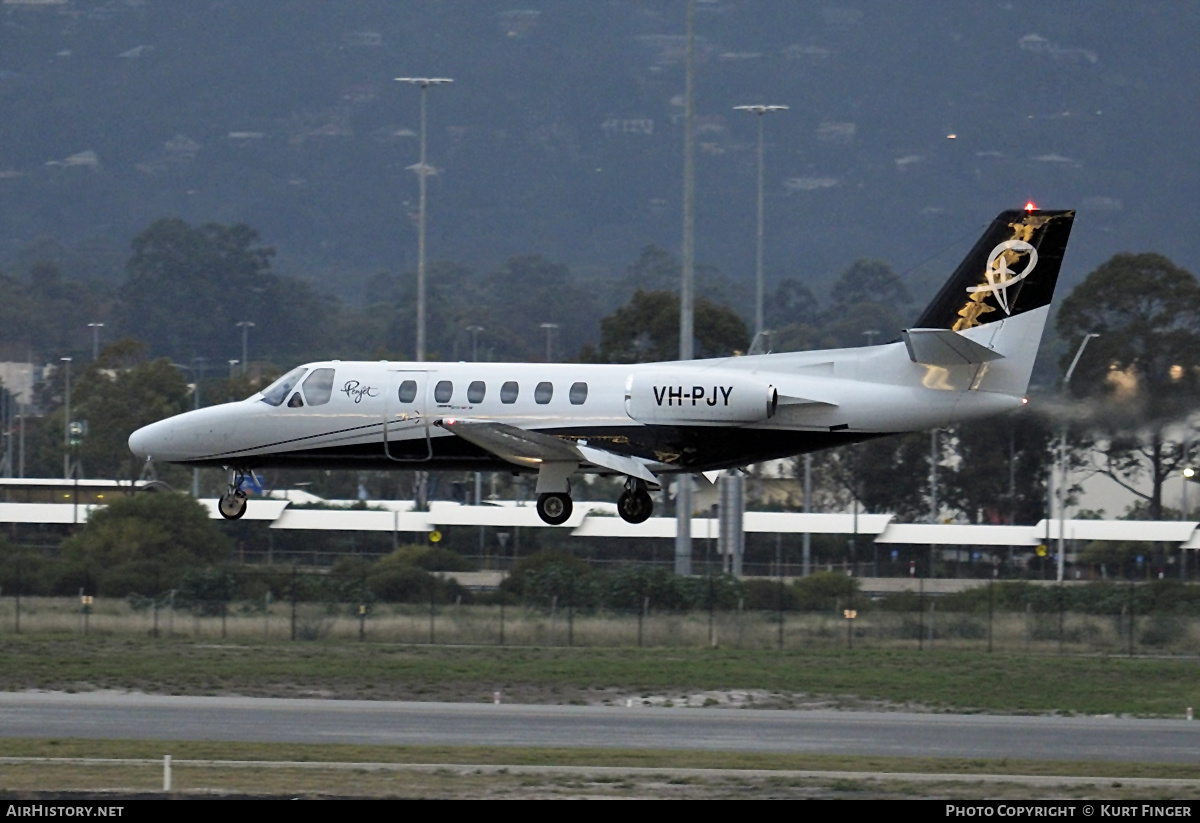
[536,492,573,526]
[218,470,250,520]
[617,479,653,524]
[535,480,656,526]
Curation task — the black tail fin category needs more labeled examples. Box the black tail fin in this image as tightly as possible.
[912,209,1075,331]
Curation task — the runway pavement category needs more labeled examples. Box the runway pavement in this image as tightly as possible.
[0,692,1197,762]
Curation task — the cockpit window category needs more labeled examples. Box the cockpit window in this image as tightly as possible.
[259,367,308,406]
[287,392,305,408]
[302,368,336,406]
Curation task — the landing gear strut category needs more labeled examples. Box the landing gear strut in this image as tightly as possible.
[218,470,250,520]
[536,491,573,525]
[617,479,654,524]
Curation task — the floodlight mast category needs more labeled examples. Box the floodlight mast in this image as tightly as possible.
[676,0,697,575]
[1058,332,1098,582]
[396,77,453,363]
[734,105,788,341]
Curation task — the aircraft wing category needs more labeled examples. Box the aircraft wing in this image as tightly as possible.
[434,419,659,486]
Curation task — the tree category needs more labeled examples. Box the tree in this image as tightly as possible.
[765,278,826,352]
[944,408,1057,526]
[0,260,112,360]
[1056,253,1200,519]
[821,258,913,349]
[809,434,936,523]
[621,245,733,307]
[582,289,749,363]
[479,255,599,361]
[119,219,329,363]
[71,340,191,480]
[58,491,232,596]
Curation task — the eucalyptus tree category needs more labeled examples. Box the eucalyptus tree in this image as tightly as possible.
[1056,253,1200,520]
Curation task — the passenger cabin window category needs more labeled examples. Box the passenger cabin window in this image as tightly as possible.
[302,368,336,406]
[535,381,553,405]
[468,381,486,403]
[397,380,418,403]
[434,380,454,403]
[259,367,308,406]
[569,382,588,405]
[501,381,519,404]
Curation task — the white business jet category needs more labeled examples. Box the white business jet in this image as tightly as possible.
[129,208,1074,526]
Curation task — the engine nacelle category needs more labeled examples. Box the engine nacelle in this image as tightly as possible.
[625,371,778,425]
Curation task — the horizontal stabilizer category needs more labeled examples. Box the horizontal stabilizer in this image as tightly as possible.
[901,328,1006,367]
[776,394,837,407]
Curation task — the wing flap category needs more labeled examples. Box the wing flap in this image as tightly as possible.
[435,419,578,466]
[576,444,658,486]
[435,419,659,486]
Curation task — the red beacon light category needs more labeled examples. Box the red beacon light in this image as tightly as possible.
[1024,201,1038,212]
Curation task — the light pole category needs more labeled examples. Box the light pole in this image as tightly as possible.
[1058,332,1099,582]
[229,359,240,380]
[539,323,558,362]
[862,329,880,347]
[191,357,207,409]
[676,0,697,576]
[87,323,104,361]
[60,357,71,479]
[397,76,453,363]
[236,321,255,377]
[466,325,484,361]
[734,104,787,341]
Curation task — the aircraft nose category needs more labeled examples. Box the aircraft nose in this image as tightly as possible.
[128,420,168,461]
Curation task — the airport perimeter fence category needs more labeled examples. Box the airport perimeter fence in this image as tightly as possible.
[3,566,1200,655]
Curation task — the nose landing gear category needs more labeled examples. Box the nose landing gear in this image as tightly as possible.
[218,469,251,520]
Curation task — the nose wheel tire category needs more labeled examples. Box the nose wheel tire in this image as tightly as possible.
[536,492,573,525]
[617,489,654,524]
[218,490,248,520]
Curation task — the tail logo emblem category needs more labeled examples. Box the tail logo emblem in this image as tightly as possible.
[967,240,1038,315]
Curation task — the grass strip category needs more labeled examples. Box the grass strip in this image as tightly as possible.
[1,738,1198,780]
[2,636,1199,716]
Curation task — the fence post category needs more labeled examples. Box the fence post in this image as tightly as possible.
[1127,578,1135,657]
[359,566,368,643]
[1057,582,1064,655]
[917,577,924,651]
[987,575,994,654]
[14,557,20,634]
[927,599,935,649]
[290,564,298,642]
[429,574,436,645]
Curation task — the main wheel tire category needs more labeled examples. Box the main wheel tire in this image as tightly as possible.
[617,489,654,524]
[536,492,573,525]
[218,491,248,520]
